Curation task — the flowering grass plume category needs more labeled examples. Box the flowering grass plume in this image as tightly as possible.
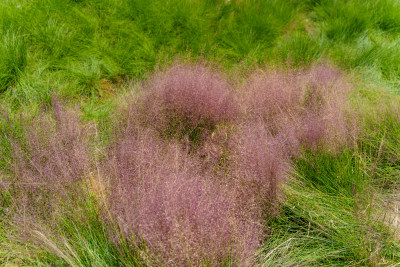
[137,63,238,146]
[242,64,356,154]
[3,62,358,266]
[103,63,357,265]
[9,97,90,219]
[105,126,261,266]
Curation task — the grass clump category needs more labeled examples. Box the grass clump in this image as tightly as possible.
[100,62,358,265]
[0,31,26,93]
[274,32,324,67]
[137,63,238,146]
[260,149,400,266]
[242,64,356,154]
[313,1,370,42]
[0,97,143,266]
[214,0,299,62]
[8,98,90,219]
[105,128,259,266]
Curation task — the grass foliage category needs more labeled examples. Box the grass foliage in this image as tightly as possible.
[1,0,400,266]
[0,31,26,93]
[1,0,400,104]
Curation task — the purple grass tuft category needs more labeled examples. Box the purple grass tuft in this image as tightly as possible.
[138,63,238,144]
[242,64,356,153]
[10,97,90,218]
[105,127,261,265]
[104,63,358,265]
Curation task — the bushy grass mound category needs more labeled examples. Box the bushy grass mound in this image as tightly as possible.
[138,64,238,146]
[0,63,369,266]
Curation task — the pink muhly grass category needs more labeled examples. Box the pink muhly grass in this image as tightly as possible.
[10,97,90,218]
[105,127,261,266]
[106,63,358,265]
[137,63,238,144]
[298,64,357,151]
[229,122,290,216]
[241,69,302,123]
[242,64,357,154]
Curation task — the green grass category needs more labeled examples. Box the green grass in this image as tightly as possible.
[273,31,325,67]
[40,199,145,267]
[260,149,400,266]
[1,0,400,108]
[0,0,300,108]
[0,31,26,93]
[0,193,146,266]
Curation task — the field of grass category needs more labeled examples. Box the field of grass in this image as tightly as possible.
[1,0,400,266]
